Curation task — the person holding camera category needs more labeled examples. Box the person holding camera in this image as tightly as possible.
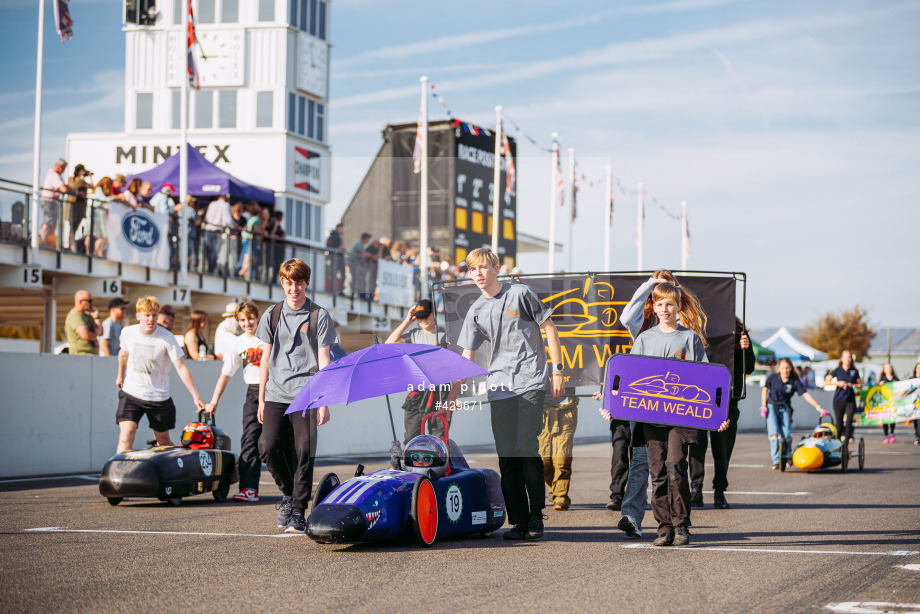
[386,299,450,443]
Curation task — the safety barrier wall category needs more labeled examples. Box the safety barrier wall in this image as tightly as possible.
[0,352,836,478]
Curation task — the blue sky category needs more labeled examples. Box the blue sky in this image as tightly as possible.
[1,0,918,329]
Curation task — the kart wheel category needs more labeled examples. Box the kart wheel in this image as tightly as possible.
[858,437,865,471]
[312,472,341,509]
[778,440,786,473]
[410,477,438,547]
[212,482,230,502]
[841,440,849,473]
[166,496,183,506]
[106,497,123,506]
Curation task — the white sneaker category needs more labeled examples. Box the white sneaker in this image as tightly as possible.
[232,488,259,502]
[617,515,642,538]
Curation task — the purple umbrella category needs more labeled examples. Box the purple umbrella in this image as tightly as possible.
[285,343,488,416]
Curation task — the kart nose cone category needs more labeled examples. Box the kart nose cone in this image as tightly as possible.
[306,504,367,543]
[793,446,824,470]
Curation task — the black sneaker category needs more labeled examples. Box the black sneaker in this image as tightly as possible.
[276,495,293,528]
[284,510,306,534]
[503,523,529,540]
[689,489,704,508]
[605,495,623,511]
[672,525,691,547]
[713,490,730,509]
[525,513,545,540]
[915,437,920,446]
[652,532,674,547]
[771,463,779,470]
[617,515,642,539]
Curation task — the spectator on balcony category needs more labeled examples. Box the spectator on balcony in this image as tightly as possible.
[111,174,126,196]
[150,184,175,215]
[176,196,201,271]
[326,223,344,250]
[203,195,234,274]
[266,209,286,281]
[346,232,373,300]
[39,158,73,247]
[65,164,93,252]
[238,201,262,279]
[214,302,242,361]
[325,222,345,294]
[137,182,155,211]
[115,178,143,210]
[86,176,113,257]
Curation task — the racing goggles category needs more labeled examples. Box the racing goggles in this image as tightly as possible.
[409,452,436,464]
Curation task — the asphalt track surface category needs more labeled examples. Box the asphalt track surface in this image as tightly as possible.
[2,430,919,614]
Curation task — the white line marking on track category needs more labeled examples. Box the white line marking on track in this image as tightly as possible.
[25,527,301,538]
[869,452,919,456]
[826,602,920,613]
[900,564,920,572]
[644,489,810,496]
[623,544,917,556]
[0,474,100,484]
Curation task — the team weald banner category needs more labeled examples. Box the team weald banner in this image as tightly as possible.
[438,274,737,397]
[859,379,920,425]
[106,204,171,270]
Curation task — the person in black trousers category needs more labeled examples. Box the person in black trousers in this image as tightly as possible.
[688,317,755,509]
[825,349,862,443]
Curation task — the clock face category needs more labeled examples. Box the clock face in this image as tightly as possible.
[196,30,245,87]
[297,33,327,98]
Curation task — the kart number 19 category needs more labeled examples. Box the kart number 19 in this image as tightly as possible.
[446,484,462,523]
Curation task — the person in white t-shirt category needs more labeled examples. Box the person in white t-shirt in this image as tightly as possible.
[115,296,206,453]
[206,301,265,502]
[213,301,242,361]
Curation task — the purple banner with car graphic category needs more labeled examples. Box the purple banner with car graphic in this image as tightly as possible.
[603,354,730,430]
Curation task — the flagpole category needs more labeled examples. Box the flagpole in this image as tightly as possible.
[178,1,190,287]
[490,105,502,256]
[548,133,558,273]
[636,182,644,272]
[681,200,688,273]
[419,75,429,299]
[604,163,612,271]
[30,0,47,258]
[567,148,574,272]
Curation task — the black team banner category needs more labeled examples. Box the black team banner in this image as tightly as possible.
[438,273,739,395]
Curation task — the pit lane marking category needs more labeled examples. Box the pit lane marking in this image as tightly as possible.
[623,544,917,556]
[899,564,920,572]
[643,490,810,496]
[25,527,301,538]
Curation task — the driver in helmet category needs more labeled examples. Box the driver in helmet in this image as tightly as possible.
[404,435,449,477]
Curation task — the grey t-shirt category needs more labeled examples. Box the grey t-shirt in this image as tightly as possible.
[102,318,122,355]
[630,324,708,363]
[256,299,338,404]
[457,282,552,400]
[400,325,447,347]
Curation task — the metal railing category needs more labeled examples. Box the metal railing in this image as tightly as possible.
[0,178,418,310]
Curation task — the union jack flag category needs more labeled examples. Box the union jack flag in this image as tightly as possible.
[187,1,200,90]
[54,0,73,42]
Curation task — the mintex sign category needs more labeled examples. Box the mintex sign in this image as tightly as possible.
[288,142,329,202]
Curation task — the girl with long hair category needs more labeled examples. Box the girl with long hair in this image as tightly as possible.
[878,363,898,443]
[761,358,826,469]
[183,310,215,361]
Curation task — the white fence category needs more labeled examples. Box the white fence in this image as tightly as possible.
[0,353,836,478]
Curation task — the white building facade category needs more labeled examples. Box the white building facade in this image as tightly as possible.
[67,0,332,245]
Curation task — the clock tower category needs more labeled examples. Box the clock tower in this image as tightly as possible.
[67,0,333,246]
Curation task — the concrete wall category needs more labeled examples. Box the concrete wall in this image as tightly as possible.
[0,353,838,478]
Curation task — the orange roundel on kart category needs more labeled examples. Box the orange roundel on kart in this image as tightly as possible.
[417,480,438,544]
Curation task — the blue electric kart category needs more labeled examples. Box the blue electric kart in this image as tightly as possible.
[306,414,505,546]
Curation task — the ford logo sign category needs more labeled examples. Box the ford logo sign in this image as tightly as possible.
[121,211,160,251]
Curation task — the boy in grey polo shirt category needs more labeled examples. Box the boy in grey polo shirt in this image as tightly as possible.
[257,258,337,533]
[445,248,564,541]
